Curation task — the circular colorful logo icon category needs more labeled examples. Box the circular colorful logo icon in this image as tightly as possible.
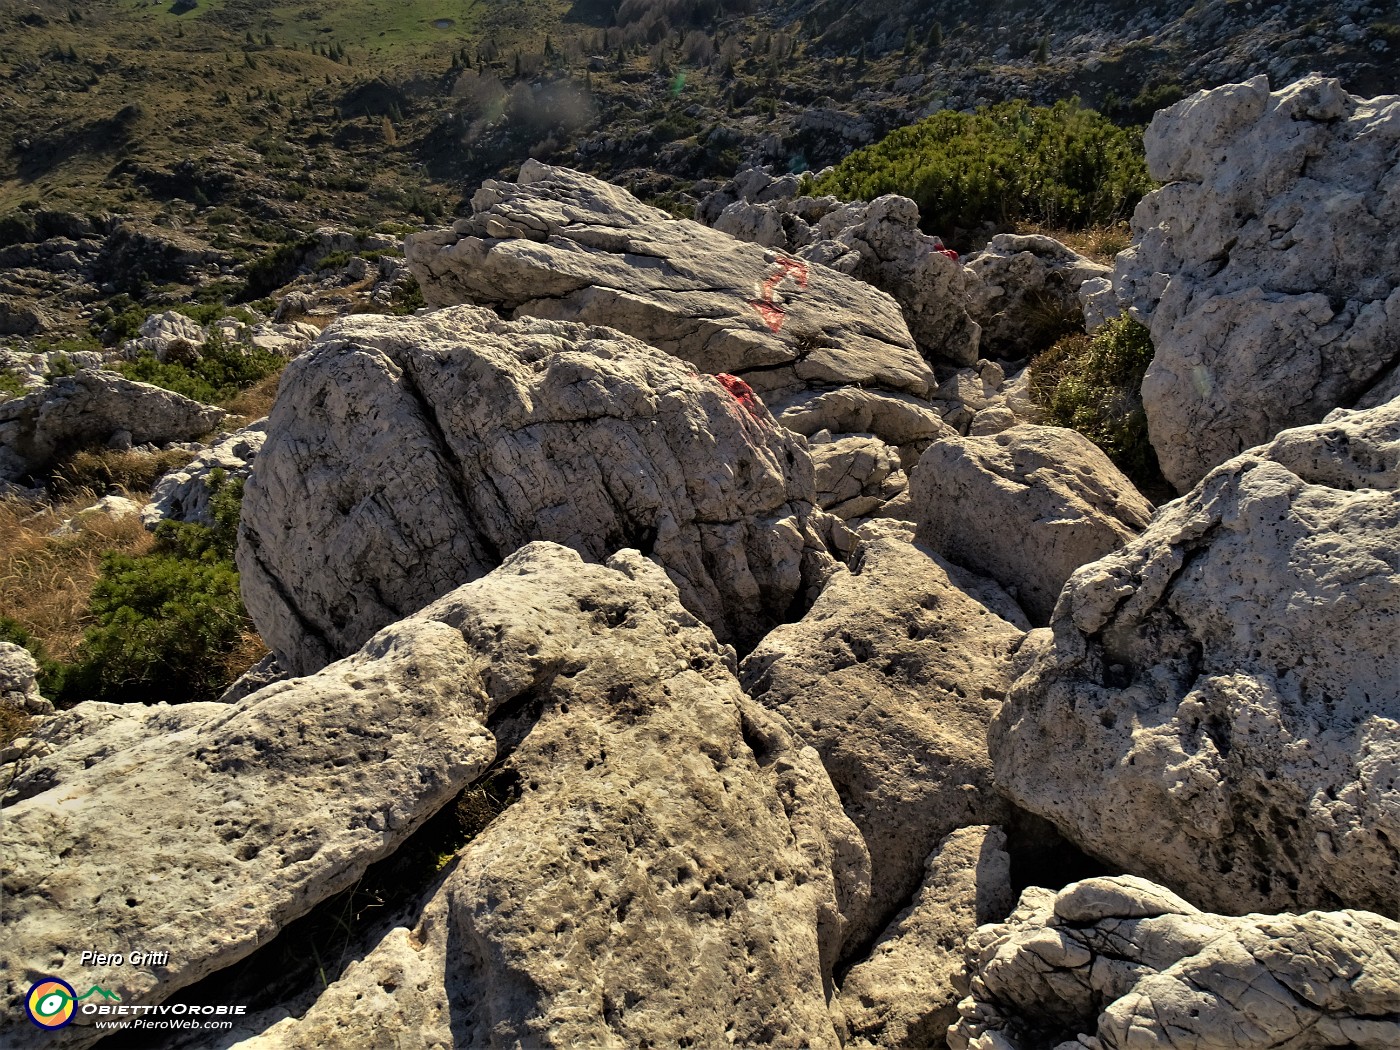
[26,977,77,1029]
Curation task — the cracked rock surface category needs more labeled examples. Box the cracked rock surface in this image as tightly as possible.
[741,532,1025,951]
[405,161,938,447]
[911,425,1155,625]
[993,397,1400,918]
[230,544,869,1050]
[1115,75,1400,492]
[0,369,225,483]
[950,875,1400,1050]
[238,305,833,676]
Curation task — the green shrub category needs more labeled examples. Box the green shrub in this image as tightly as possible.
[55,471,252,705]
[59,552,245,704]
[0,367,26,401]
[1029,316,1164,491]
[809,99,1153,238]
[316,249,352,271]
[117,331,283,405]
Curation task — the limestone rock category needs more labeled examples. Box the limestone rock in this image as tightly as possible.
[406,161,935,408]
[0,579,502,1048]
[1114,75,1400,491]
[772,386,953,467]
[810,434,906,519]
[0,642,50,716]
[841,826,1014,1050]
[950,875,1400,1050]
[238,306,833,676]
[698,173,982,368]
[50,494,143,536]
[142,421,266,528]
[911,425,1155,624]
[741,533,1024,949]
[122,310,207,361]
[0,369,225,483]
[964,234,1109,358]
[226,545,868,1050]
[992,398,1400,917]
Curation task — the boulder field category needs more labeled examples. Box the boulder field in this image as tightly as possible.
[3,75,1399,1050]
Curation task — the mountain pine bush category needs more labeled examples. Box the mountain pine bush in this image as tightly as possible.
[809,100,1152,238]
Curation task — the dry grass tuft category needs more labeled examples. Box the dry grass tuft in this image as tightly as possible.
[49,447,194,503]
[222,370,284,425]
[0,495,156,662]
[1013,221,1133,265]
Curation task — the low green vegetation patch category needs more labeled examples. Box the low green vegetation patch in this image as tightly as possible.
[0,366,26,401]
[51,471,254,706]
[1029,316,1165,494]
[117,331,283,405]
[809,100,1153,239]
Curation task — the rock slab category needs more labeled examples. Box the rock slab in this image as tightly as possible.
[230,544,868,1050]
[912,424,1154,624]
[950,875,1400,1050]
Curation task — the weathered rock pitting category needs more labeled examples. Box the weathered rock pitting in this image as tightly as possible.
[993,397,1400,917]
[224,545,869,1050]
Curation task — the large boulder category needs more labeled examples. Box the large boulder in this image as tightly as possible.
[993,398,1400,917]
[0,369,225,483]
[1,543,869,1050]
[0,642,50,716]
[222,544,868,1050]
[1114,75,1400,491]
[741,532,1025,949]
[964,233,1110,358]
[911,425,1155,624]
[238,306,833,676]
[405,161,938,450]
[950,875,1400,1050]
[0,295,50,336]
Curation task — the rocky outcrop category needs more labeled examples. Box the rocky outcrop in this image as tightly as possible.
[0,642,50,716]
[697,169,981,366]
[0,294,50,335]
[841,826,1014,1050]
[1114,75,1400,491]
[405,161,935,433]
[239,306,833,676]
[911,425,1155,624]
[950,875,1400,1050]
[964,234,1109,358]
[122,309,207,361]
[1,543,867,1049]
[993,398,1400,917]
[143,422,266,528]
[0,369,225,483]
[741,533,1024,949]
[222,544,866,1050]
